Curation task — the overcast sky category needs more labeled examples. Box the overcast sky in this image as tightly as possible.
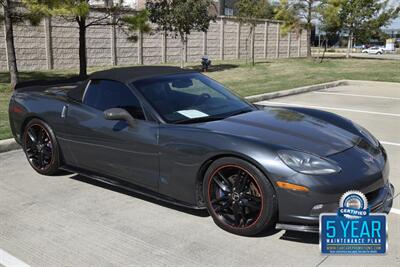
[389,19,400,29]
[387,0,400,29]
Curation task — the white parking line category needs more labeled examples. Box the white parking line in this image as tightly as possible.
[314,91,400,100]
[262,101,400,117]
[0,248,30,267]
[391,208,400,215]
[380,141,400,147]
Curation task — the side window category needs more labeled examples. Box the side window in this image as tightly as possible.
[83,80,145,120]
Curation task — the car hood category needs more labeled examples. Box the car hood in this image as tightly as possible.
[197,108,359,156]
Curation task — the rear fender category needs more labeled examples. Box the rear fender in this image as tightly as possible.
[9,92,67,144]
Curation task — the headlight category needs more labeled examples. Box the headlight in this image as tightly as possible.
[278,150,341,175]
[353,123,380,147]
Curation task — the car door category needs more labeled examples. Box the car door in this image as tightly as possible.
[62,79,159,190]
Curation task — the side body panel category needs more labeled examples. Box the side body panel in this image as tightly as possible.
[59,101,160,190]
[157,124,294,206]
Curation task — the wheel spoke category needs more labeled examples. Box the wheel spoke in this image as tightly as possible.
[212,175,231,192]
[214,199,231,213]
[42,147,52,158]
[241,198,260,211]
[38,129,45,144]
[27,128,37,144]
[239,203,248,226]
[244,194,261,203]
[217,172,232,188]
[211,195,229,205]
[37,152,43,169]
[237,171,249,192]
[232,203,242,226]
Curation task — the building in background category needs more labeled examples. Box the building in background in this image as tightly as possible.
[89,0,138,8]
[382,28,400,49]
[217,0,236,16]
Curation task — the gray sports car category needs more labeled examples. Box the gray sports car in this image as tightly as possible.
[9,66,394,236]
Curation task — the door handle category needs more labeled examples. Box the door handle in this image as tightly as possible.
[61,105,68,118]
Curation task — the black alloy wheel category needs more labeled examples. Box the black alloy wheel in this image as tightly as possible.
[204,157,277,236]
[209,165,262,228]
[23,119,60,175]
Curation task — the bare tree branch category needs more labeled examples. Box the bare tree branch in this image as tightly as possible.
[85,13,111,27]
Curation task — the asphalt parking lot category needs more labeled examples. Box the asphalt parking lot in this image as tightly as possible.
[0,81,399,266]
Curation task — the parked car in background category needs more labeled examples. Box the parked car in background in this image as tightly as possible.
[362,47,384,54]
[353,44,365,49]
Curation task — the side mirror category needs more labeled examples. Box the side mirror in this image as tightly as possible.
[104,108,135,127]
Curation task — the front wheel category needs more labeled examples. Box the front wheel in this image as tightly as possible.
[23,118,61,175]
[203,157,277,236]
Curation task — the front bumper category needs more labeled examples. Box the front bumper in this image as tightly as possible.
[275,183,394,233]
[273,144,393,233]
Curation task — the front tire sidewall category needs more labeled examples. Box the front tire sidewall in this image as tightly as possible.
[203,157,277,236]
[23,119,60,175]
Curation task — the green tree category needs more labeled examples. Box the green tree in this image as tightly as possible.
[274,0,300,33]
[120,9,151,42]
[318,0,342,62]
[235,0,271,66]
[318,0,342,35]
[22,0,149,77]
[294,0,321,57]
[22,0,118,77]
[275,0,322,57]
[322,0,399,58]
[1,0,19,88]
[1,0,43,88]
[146,0,215,68]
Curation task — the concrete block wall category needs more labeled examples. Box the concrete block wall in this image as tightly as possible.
[51,19,79,69]
[0,16,308,71]
[116,26,138,66]
[14,21,47,71]
[0,25,8,70]
[206,22,221,60]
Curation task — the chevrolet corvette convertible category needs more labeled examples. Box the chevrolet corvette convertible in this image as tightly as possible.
[9,66,394,236]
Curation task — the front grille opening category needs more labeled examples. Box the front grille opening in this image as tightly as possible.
[365,188,381,204]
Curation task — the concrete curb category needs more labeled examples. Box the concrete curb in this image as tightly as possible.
[0,138,20,153]
[245,80,349,102]
[0,79,396,154]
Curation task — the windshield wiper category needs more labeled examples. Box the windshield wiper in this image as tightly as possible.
[174,115,226,124]
[174,109,253,124]
[227,109,253,117]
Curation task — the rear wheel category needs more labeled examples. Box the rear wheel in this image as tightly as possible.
[203,157,277,236]
[23,119,60,175]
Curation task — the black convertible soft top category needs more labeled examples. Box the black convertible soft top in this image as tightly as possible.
[15,76,84,91]
[15,66,195,91]
[66,66,196,101]
[89,66,196,83]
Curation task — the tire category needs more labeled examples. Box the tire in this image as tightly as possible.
[203,157,277,236]
[23,118,61,175]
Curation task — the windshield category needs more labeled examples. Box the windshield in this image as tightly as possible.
[132,73,254,124]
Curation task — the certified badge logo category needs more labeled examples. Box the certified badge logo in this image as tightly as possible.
[320,190,387,254]
[338,191,369,219]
